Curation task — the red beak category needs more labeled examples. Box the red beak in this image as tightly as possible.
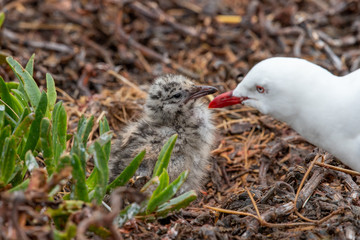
[208,91,248,108]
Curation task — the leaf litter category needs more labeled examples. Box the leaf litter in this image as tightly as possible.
[1,0,360,239]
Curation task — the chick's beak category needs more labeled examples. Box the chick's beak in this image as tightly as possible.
[185,85,218,103]
[208,91,248,108]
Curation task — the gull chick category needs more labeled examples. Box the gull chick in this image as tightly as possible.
[209,57,360,172]
[109,74,217,192]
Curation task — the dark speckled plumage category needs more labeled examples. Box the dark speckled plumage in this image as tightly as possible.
[108,75,216,192]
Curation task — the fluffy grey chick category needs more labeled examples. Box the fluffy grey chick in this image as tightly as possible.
[108,74,217,192]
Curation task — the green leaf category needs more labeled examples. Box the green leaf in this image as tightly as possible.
[53,222,77,240]
[40,118,54,175]
[85,169,99,192]
[56,104,68,148]
[87,131,113,155]
[153,134,178,177]
[0,12,4,28]
[6,56,41,108]
[25,53,35,77]
[99,116,110,134]
[6,82,19,90]
[66,133,72,141]
[17,107,30,122]
[77,115,86,130]
[93,142,108,204]
[47,200,85,229]
[17,81,27,103]
[70,116,93,171]
[99,117,111,160]
[9,178,29,192]
[52,101,67,166]
[78,115,94,146]
[0,76,19,120]
[18,54,35,102]
[9,167,24,188]
[151,168,169,199]
[11,89,29,111]
[21,92,47,159]
[86,131,113,192]
[70,154,89,202]
[4,112,16,129]
[106,150,145,193]
[118,203,142,227]
[25,150,39,172]
[12,113,34,145]
[87,227,111,239]
[57,155,71,172]
[0,136,17,184]
[0,125,11,160]
[156,190,197,216]
[71,135,88,171]
[9,94,23,115]
[140,176,159,193]
[46,73,56,113]
[146,170,188,214]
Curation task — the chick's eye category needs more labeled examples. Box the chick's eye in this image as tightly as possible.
[256,85,265,93]
[173,93,182,98]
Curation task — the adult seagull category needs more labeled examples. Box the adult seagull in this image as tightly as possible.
[209,57,360,172]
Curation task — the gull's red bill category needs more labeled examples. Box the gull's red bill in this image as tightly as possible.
[208,91,248,108]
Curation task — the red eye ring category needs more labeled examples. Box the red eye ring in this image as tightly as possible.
[256,85,265,93]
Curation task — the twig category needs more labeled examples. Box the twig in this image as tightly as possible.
[129,1,198,37]
[294,155,319,210]
[243,127,256,175]
[314,162,360,176]
[317,30,359,48]
[278,27,305,57]
[245,187,261,218]
[220,164,231,186]
[18,22,81,32]
[293,155,346,224]
[82,37,114,67]
[55,87,76,103]
[107,70,147,97]
[258,156,270,186]
[3,29,74,54]
[204,205,262,221]
[204,204,315,229]
[134,50,152,73]
[114,10,200,79]
[299,22,342,71]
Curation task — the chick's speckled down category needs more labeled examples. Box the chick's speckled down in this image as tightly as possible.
[108,74,217,192]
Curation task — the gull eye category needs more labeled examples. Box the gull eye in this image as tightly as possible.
[256,85,265,93]
[173,93,182,98]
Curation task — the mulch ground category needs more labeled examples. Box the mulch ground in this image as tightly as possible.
[1,0,360,239]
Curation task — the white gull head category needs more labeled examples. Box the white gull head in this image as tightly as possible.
[233,57,336,122]
[210,57,360,172]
